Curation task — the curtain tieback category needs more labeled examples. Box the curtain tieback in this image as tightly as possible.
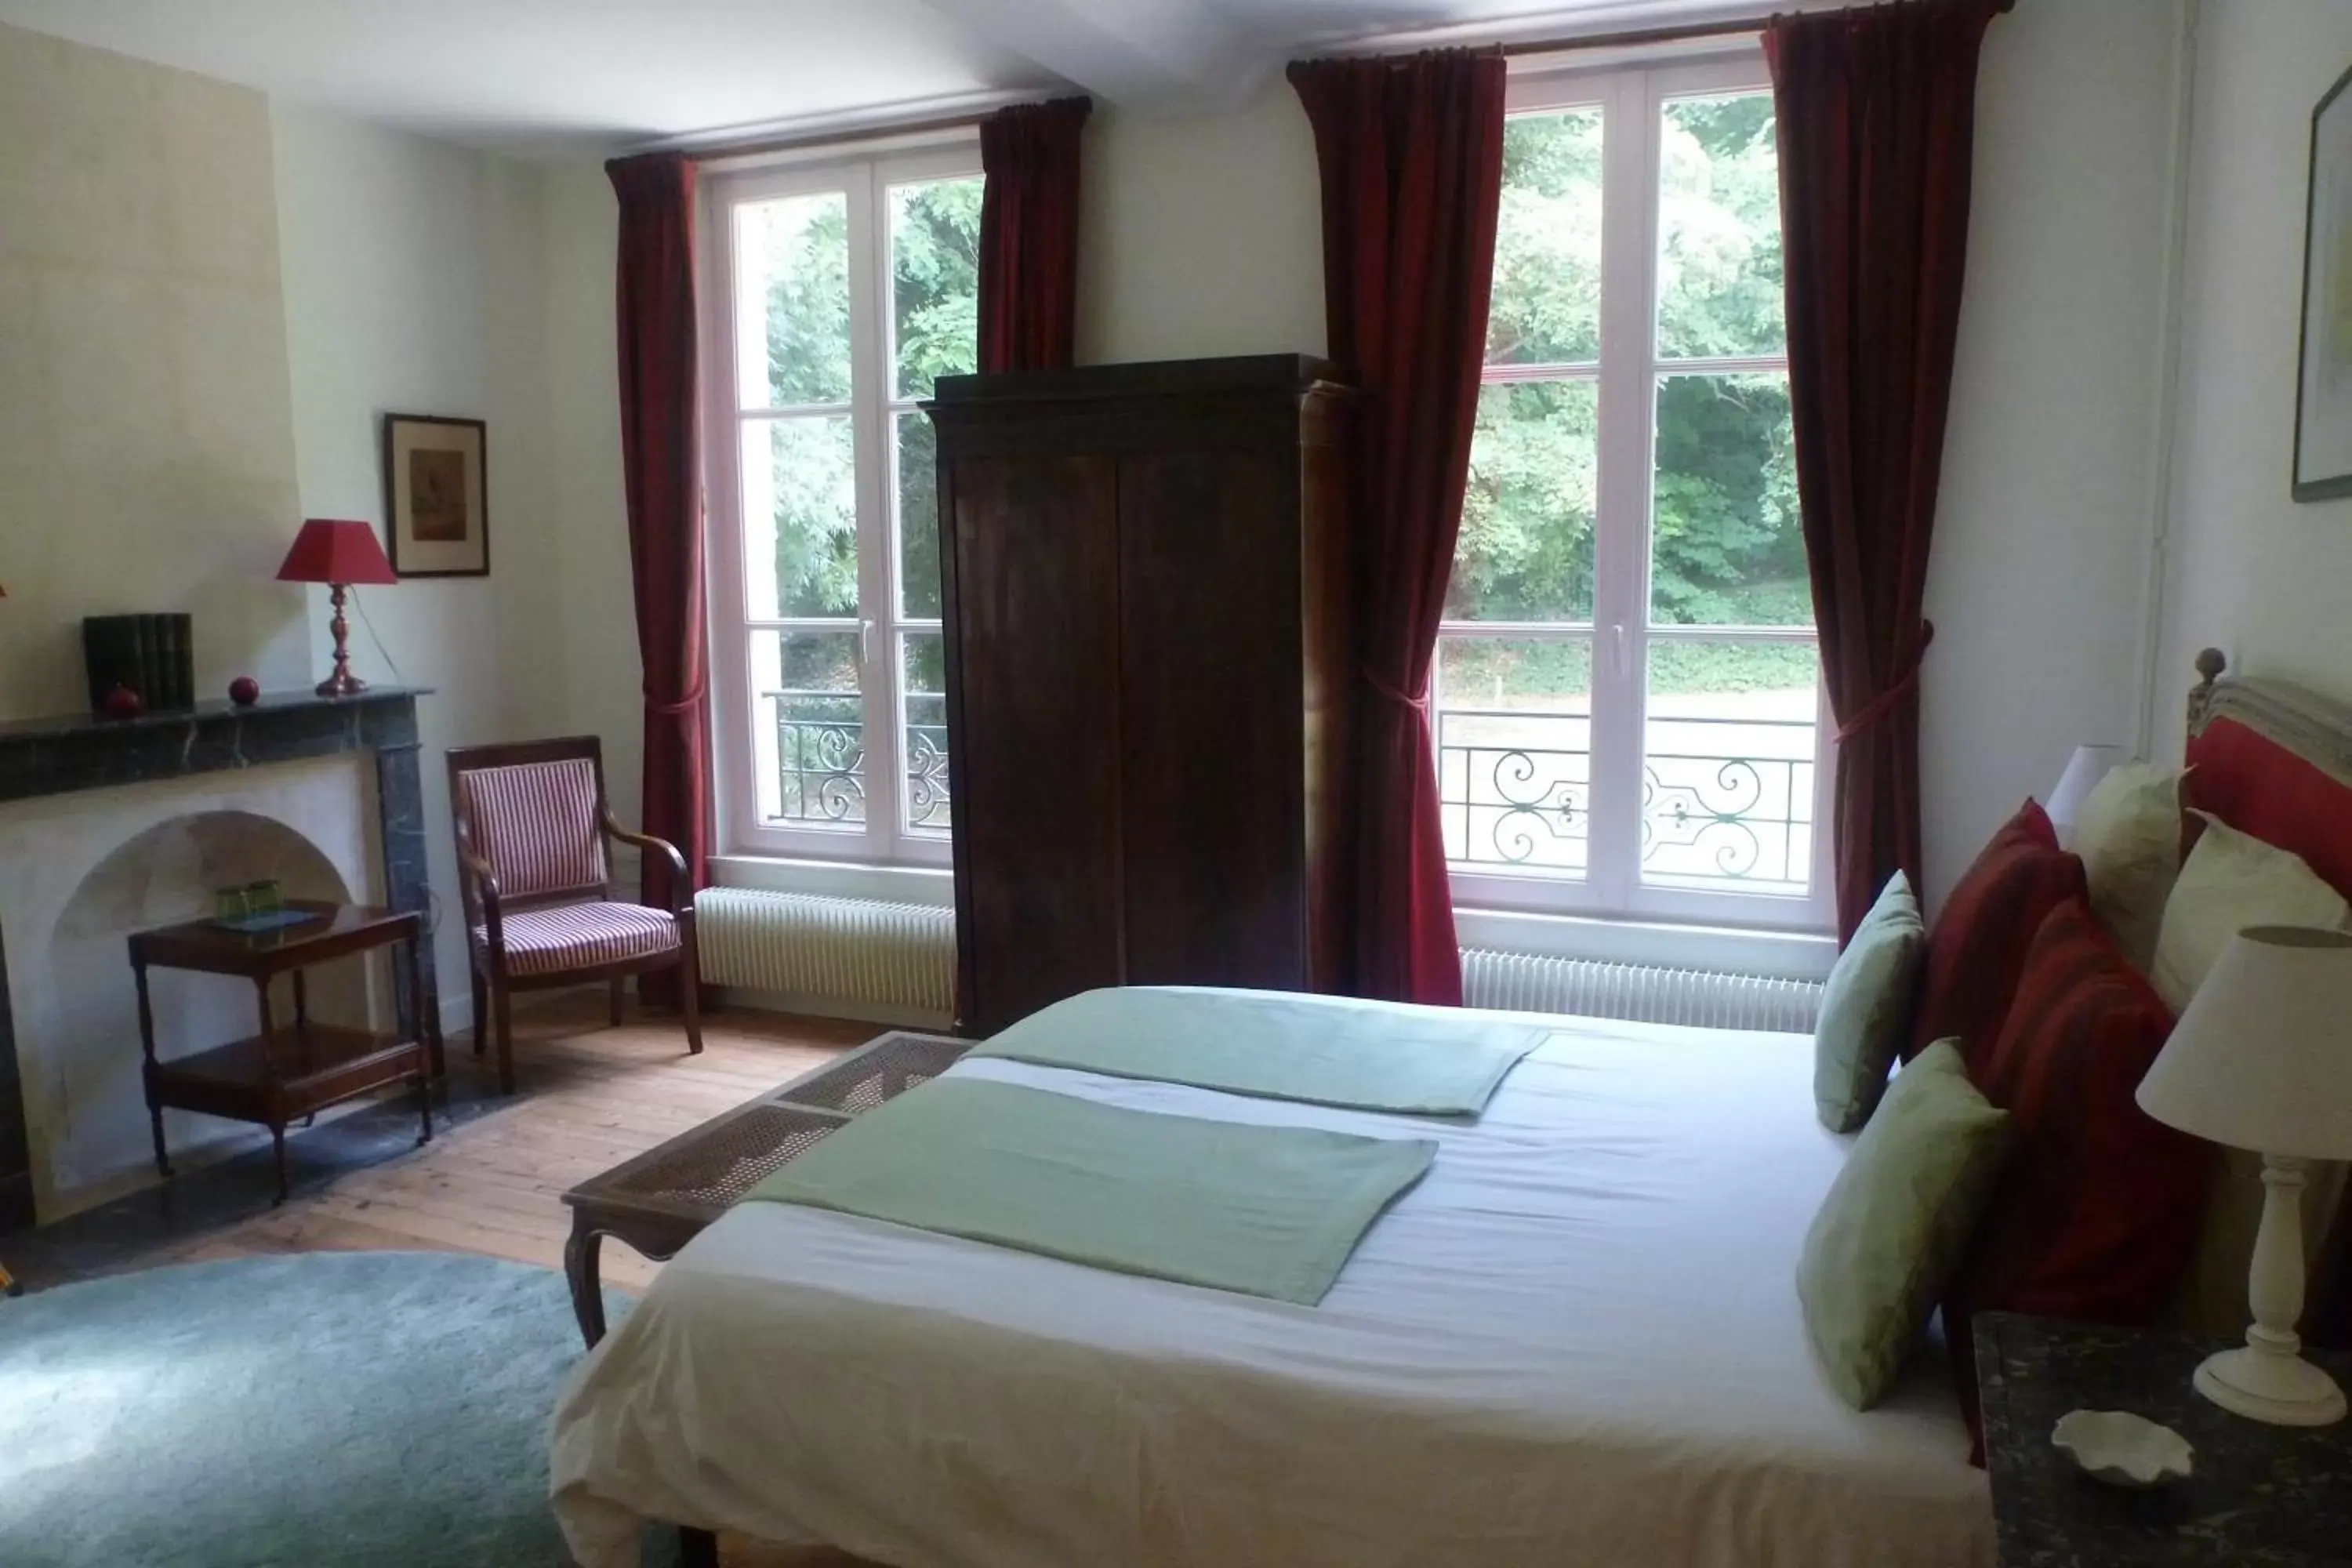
[1833,621,1936,744]
[1361,666,1431,717]
[643,677,707,717]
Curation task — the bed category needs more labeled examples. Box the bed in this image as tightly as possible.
[549,1011,1989,1568]
[546,651,2352,1568]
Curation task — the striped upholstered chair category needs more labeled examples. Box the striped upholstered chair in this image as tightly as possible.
[447,737,702,1094]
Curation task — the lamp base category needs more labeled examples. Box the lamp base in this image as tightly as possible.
[314,670,370,699]
[2195,1345,2347,1427]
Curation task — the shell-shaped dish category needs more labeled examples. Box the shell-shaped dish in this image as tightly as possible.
[2051,1409,2194,1489]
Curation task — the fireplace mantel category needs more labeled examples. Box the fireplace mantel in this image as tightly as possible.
[0,688,434,1232]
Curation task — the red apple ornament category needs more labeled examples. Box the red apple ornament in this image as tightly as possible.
[228,676,260,706]
[103,684,144,719]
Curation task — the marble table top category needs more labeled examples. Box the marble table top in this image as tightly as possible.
[1976,1312,2352,1566]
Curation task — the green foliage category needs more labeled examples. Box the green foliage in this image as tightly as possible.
[758,177,981,630]
[1455,93,1816,700]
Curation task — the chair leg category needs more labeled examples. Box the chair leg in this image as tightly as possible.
[677,935,704,1057]
[608,975,626,1028]
[493,975,516,1095]
[470,965,488,1058]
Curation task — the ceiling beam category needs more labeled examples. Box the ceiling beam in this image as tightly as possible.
[923,0,1269,113]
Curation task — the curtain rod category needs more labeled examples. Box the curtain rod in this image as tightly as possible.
[1494,0,2015,59]
[681,107,993,165]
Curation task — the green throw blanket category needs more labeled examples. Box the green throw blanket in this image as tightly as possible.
[968,986,1547,1116]
[743,1078,1437,1305]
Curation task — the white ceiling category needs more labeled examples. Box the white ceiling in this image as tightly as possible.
[0,0,1768,158]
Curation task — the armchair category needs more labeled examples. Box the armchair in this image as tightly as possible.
[447,737,702,1094]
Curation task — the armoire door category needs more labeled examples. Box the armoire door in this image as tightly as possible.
[1116,446,1307,989]
[946,452,1124,1032]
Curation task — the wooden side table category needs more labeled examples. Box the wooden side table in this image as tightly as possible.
[129,899,443,1202]
[1976,1311,2352,1565]
[561,1029,968,1348]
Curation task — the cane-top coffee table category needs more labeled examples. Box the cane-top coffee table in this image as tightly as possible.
[561,1028,968,1348]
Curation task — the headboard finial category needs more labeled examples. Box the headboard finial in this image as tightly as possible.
[2189,648,2228,734]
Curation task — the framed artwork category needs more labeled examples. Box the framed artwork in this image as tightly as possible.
[2295,64,2352,502]
[383,413,490,575]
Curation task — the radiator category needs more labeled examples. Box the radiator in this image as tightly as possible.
[1460,948,1822,1033]
[695,888,1820,1035]
[695,888,955,1021]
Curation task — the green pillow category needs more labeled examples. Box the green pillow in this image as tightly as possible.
[1797,1040,2012,1410]
[1812,871,1926,1133]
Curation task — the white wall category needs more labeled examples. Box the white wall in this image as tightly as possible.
[2154,0,2352,724]
[1076,80,1326,364]
[0,21,307,718]
[1918,0,2183,902]
[270,102,557,1026]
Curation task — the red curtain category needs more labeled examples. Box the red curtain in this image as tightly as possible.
[978,97,1092,373]
[606,151,712,969]
[1290,50,1506,1006]
[1766,0,2007,943]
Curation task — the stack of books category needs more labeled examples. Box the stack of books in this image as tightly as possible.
[82,613,194,711]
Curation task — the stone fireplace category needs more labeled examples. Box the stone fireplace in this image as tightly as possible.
[0,690,430,1230]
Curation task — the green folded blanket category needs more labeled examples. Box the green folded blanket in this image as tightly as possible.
[742,1078,1437,1305]
[968,986,1547,1116]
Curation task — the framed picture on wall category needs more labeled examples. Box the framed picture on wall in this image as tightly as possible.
[2295,63,2352,502]
[383,412,490,575]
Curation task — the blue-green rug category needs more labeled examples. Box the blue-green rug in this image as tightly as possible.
[0,1250,678,1568]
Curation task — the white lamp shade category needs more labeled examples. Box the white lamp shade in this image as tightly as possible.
[2138,926,2352,1161]
[2045,743,2131,837]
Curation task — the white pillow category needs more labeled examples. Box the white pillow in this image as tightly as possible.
[2149,812,2350,1011]
[2071,760,2183,974]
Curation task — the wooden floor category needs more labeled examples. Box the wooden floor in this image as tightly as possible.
[127,992,884,1567]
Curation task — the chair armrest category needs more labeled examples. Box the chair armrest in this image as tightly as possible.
[601,811,691,914]
[453,820,504,944]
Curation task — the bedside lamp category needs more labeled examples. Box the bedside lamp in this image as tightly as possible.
[2044,743,2129,847]
[276,519,397,698]
[2137,926,2352,1425]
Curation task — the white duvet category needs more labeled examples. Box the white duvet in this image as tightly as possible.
[548,1011,1991,1568]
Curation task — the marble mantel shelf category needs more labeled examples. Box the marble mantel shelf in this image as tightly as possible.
[0,687,432,804]
[0,685,435,1234]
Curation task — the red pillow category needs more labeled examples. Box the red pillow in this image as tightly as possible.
[1943,900,2216,1452]
[1907,800,2087,1073]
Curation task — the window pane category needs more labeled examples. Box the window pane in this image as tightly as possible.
[1487,109,1605,367]
[1435,636,1592,874]
[896,410,941,619]
[736,192,852,408]
[1642,638,1817,895]
[1650,372,1807,626]
[750,630,865,829]
[742,416,858,620]
[1452,379,1599,622]
[901,631,951,834]
[1657,93,1784,360]
[891,176,983,400]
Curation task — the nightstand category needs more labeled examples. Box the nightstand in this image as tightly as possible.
[1975,1311,2352,1564]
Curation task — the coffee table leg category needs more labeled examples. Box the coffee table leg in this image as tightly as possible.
[270,1123,289,1203]
[565,1214,608,1348]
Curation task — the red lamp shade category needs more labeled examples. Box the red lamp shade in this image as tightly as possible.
[276,519,397,586]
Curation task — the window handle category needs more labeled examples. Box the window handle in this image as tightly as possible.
[1608,622,1628,675]
[859,618,875,669]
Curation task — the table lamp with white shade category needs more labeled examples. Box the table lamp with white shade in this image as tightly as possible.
[2137,925,2352,1425]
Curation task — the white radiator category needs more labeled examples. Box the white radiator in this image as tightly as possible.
[695,887,956,1023]
[1460,948,1821,1033]
[695,889,1820,1035]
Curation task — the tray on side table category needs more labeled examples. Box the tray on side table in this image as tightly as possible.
[560,1029,968,1347]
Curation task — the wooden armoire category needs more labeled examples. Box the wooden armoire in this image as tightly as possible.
[927,354,1354,1035]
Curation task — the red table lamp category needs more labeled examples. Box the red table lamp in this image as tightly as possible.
[277,519,397,698]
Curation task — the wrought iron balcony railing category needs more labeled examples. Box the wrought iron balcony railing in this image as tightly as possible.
[1437,705,1816,892]
[764,699,951,831]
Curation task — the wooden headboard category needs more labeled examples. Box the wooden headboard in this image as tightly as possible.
[2183,648,2352,1348]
